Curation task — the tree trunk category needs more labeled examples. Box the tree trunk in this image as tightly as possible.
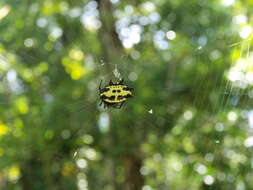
[96,1,144,190]
[125,155,144,190]
[20,158,44,190]
[97,0,123,73]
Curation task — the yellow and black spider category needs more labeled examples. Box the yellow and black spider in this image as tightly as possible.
[99,79,133,109]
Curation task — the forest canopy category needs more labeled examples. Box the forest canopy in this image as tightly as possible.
[0,0,253,189]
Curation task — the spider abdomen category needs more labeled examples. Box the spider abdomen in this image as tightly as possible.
[99,79,133,108]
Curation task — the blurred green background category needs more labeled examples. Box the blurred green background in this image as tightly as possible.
[0,0,253,189]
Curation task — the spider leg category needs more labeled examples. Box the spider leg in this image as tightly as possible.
[109,80,113,85]
[119,79,124,84]
[119,102,125,109]
[99,80,103,92]
[99,100,103,106]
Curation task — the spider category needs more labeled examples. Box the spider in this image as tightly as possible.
[99,79,133,109]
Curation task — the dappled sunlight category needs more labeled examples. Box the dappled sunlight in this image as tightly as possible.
[227,56,253,87]
[7,166,20,182]
[239,25,252,39]
[1,0,253,189]
[14,97,29,114]
[0,5,11,20]
[62,49,86,80]
[222,0,235,6]
[0,123,9,136]
[81,1,101,32]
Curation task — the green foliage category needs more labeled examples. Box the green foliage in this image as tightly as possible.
[0,0,253,189]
